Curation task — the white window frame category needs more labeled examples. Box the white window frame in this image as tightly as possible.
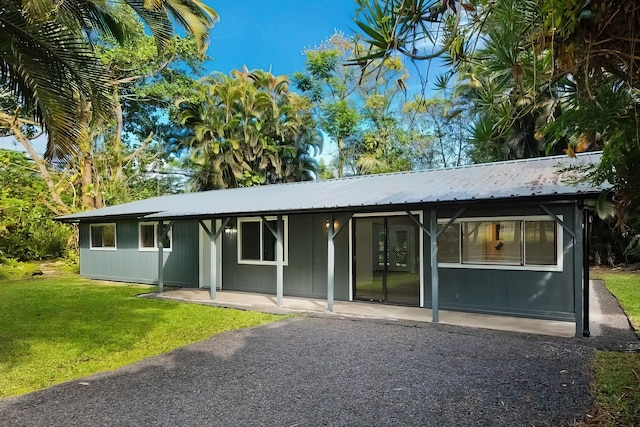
[237,216,288,266]
[90,223,117,250]
[138,222,172,252]
[437,215,563,272]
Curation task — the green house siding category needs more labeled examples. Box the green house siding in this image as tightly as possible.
[222,213,350,299]
[77,201,582,322]
[79,220,199,287]
[422,204,578,321]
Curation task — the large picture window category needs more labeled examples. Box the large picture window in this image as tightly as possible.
[238,217,288,265]
[437,216,562,271]
[139,222,172,251]
[90,223,117,249]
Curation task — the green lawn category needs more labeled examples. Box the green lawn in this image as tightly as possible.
[0,274,285,398]
[589,270,640,426]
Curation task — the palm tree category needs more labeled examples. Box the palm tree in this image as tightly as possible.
[0,0,217,158]
[179,69,321,190]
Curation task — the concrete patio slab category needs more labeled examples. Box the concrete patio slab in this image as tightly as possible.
[141,278,639,344]
[143,287,586,339]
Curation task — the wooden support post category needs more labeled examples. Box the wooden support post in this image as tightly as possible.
[199,218,229,300]
[573,203,584,337]
[430,209,439,323]
[157,220,164,293]
[276,215,284,307]
[583,210,591,337]
[210,220,217,300]
[327,214,335,312]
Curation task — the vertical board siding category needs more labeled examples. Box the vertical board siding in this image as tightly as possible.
[77,202,579,322]
[423,205,577,320]
[222,213,350,299]
[79,220,199,287]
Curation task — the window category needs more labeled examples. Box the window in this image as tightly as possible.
[461,220,521,265]
[524,220,556,265]
[437,216,562,270]
[437,223,460,263]
[90,223,116,249]
[238,217,288,265]
[138,222,172,251]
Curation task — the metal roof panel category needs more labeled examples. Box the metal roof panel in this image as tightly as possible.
[57,152,606,222]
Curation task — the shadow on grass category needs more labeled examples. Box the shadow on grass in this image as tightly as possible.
[0,317,595,426]
[0,276,282,397]
[0,277,175,365]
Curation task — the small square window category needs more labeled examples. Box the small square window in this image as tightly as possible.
[139,223,172,251]
[90,224,117,249]
[524,221,556,265]
[238,217,288,265]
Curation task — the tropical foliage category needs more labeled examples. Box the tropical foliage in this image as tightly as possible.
[295,32,435,177]
[179,69,322,190]
[0,0,217,158]
[353,0,640,233]
[0,150,71,261]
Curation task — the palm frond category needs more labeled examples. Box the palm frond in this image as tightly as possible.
[0,2,113,158]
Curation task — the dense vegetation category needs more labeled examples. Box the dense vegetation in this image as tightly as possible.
[1,1,638,262]
[354,0,640,262]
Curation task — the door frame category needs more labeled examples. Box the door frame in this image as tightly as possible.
[349,211,424,307]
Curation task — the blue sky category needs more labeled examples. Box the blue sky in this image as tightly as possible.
[0,1,361,155]
[204,1,359,77]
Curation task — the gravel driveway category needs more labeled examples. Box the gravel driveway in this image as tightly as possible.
[0,316,597,426]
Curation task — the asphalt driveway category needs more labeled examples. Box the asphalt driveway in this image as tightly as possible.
[0,316,601,426]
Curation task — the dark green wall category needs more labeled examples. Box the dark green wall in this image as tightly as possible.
[422,204,578,321]
[77,202,581,322]
[222,213,350,299]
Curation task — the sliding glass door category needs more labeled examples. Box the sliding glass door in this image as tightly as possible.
[353,214,421,306]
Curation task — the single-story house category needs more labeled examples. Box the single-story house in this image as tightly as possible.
[58,152,606,337]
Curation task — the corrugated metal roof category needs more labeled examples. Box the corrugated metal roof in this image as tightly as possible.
[57,152,607,222]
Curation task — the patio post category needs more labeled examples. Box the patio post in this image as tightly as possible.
[430,209,439,323]
[157,220,164,293]
[210,220,217,300]
[276,215,284,307]
[573,203,584,337]
[327,213,335,312]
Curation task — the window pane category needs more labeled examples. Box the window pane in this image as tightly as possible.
[525,221,557,265]
[160,228,171,249]
[437,223,460,263]
[91,226,103,248]
[263,220,277,261]
[103,224,116,248]
[241,221,261,260]
[141,224,155,248]
[462,221,521,264]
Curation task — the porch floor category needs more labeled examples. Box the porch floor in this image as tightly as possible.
[149,287,579,338]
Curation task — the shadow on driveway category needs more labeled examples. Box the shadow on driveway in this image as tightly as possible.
[0,317,602,426]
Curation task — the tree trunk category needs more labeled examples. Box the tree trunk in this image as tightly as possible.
[80,152,96,210]
[9,120,69,214]
[337,137,344,178]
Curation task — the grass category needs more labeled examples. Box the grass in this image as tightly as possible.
[0,272,285,398]
[592,270,640,331]
[589,269,640,426]
[0,259,43,280]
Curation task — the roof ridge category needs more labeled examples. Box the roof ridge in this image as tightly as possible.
[306,150,605,183]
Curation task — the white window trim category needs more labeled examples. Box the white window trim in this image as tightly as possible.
[437,215,564,272]
[237,216,289,266]
[138,222,172,252]
[89,223,117,251]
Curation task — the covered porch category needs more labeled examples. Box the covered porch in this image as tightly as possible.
[143,287,578,338]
